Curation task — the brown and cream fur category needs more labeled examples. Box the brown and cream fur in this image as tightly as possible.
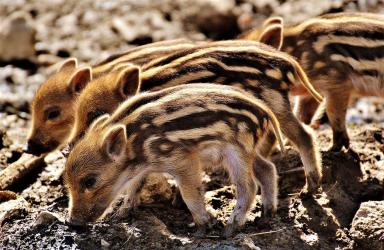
[64,84,284,237]
[243,12,384,151]
[70,40,322,194]
[26,39,197,155]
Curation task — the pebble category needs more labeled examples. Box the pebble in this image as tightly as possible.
[350,201,384,250]
[0,197,29,225]
[100,239,110,249]
[0,11,36,61]
[34,211,62,228]
[0,190,17,202]
[241,236,261,250]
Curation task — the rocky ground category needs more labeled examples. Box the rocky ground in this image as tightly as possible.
[0,0,383,249]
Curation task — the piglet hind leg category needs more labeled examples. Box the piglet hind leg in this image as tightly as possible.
[222,149,257,238]
[175,166,213,237]
[257,129,277,158]
[252,155,278,218]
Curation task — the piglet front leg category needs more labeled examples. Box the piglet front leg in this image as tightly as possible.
[325,91,351,151]
[107,175,146,221]
[221,149,258,238]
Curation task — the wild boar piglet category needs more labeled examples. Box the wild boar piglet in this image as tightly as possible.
[243,12,384,151]
[64,84,284,237]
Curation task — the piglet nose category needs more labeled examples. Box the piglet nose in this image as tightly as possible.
[24,140,42,155]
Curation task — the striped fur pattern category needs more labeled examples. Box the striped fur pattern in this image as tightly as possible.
[64,84,283,237]
[72,40,322,194]
[92,39,200,77]
[245,12,384,151]
[26,39,197,155]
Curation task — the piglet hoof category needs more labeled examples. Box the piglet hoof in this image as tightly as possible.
[192,224,209,238]
[107,206,136,222]
[302,172,322,196]
[347,148,360,161]
[191,216,217,238]
[207,216,220,230]
[330,135,349,152]
[299,183,315,199]
[262,206,276,219]
[299,187,311,198]
[223,223,238,238]
[255,207,275,226]
[330,144,342,152]
[299,182,322,199]
[104,209,119,222]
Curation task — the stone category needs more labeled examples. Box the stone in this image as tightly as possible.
[350,201,384,250]
[0,191,17,202]
[0,11,36,61]
[138,173,173,204]
[241,236,261,250]
[100,239,110,249]
[0,197,29,226]
[34,211,62,228]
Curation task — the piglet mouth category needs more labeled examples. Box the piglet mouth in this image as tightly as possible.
[24,140,58,156]
[66,213,99,228]
[67,205,107,228]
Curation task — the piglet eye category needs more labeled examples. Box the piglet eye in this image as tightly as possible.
[83,176,96,189]
[45,107,61,120]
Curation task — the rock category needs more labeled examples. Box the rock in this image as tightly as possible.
[44,151,63,165]
[241,236,261,250]
[138,173,173,204]
[36,54,63,66]
[112,18,138,42]
[350,201,384,250]
[0,11,36,61]
[0,190,17,202]
[100,239,110,249]
[0,153,46,191]
[0,197,29,226]
[179,0,240,39]
[34,211,62,228]
[275,0,344,24]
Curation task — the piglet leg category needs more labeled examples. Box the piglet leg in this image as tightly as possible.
[175,168,212,236]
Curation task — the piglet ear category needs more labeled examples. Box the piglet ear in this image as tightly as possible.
[68,67,92,94]
[115,66,141,98]
[89,114,110,131]
[262,16,283,28]
[58,58,78,72]
[259,24,284,51]
[102,125,127,164]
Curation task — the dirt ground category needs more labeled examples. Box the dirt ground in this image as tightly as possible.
[0,0,383,249]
